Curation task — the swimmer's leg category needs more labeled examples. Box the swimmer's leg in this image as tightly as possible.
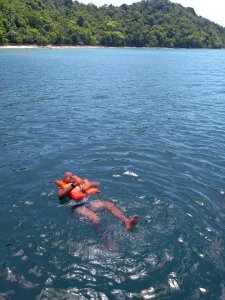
[75,206,116,250]
[75,205,100,224]
[89,200,139,230]
[92,222,118,251]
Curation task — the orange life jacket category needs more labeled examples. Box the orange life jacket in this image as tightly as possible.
[54,177,100,200]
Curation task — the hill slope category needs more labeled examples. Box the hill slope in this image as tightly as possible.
[0,0,225,48]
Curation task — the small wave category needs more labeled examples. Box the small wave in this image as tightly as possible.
[123,171,138,177]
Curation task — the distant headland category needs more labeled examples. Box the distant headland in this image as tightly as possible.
[0,0,225,49]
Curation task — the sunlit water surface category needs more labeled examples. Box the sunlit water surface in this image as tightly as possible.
[0,48,225,299]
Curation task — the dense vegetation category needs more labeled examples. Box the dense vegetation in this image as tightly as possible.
[0,0,225,48]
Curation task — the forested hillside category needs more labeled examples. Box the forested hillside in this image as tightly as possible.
[0,0,225,48]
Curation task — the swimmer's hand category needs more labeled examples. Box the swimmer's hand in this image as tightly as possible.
[81,181,100,192]
[75,178,83,185]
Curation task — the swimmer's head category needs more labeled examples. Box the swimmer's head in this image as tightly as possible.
[62,172,74,183]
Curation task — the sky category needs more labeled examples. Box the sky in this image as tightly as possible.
[79,0,225,27]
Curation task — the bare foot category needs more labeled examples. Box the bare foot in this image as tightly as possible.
[106,237,118,251]
[124,215,139,230]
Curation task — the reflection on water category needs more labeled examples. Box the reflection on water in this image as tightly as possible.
[0,48,225,299]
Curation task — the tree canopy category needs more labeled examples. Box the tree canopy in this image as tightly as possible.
[0,0,225,48]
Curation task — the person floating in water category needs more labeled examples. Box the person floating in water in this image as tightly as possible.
[56,172,139,230]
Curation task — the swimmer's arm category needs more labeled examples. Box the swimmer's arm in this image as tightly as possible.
[81,181,100,192]
[57,184,77,199]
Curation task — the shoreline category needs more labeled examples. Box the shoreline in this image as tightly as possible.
[0,44,107,49]
[0,44,224,50]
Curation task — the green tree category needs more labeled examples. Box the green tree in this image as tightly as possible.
[0,0,224,48]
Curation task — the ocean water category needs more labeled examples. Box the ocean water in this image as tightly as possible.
[0,48,225,299]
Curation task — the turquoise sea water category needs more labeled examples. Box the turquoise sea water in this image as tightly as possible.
[0,48,225,299]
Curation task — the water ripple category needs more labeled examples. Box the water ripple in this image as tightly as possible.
[1,48,225,299]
